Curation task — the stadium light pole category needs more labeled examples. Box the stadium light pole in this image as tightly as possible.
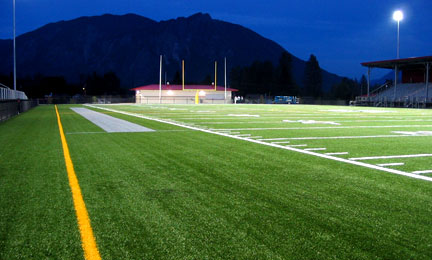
[159,55,162,104]
[393,10,403,102]
[224,57,227,103]
[214,61,217,91]
[393,10,403,59]
[13,0,16,91]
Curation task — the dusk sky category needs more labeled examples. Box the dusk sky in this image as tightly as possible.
[1,0,431,79]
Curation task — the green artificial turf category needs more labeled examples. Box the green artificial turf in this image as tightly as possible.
[1,104,432,259]
[0,106,83,259]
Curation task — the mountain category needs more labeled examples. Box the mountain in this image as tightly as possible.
[0,13,342,92]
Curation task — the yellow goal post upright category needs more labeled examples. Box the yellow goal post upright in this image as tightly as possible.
[181,59,218,104]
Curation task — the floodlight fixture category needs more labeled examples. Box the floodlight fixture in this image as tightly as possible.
[167,90,173,95]
[199,90,206,96]
[393,10,403,21]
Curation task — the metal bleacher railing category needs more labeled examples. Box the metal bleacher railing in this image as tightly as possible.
[0,83,37,122]
[0,83,28,100]
[356,82,432,108]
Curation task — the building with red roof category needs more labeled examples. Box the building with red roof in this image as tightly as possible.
[131,84,238,104]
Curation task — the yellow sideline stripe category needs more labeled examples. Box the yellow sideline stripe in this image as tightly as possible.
[55,105,102,260]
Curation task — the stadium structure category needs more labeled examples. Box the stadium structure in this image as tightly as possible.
[131,84,238,104]
[357,56,432,108]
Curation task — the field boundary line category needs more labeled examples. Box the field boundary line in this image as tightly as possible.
[55,105,101,260]
[413,170,432,174]
[87,105,432,183]
[210,125,432,131]
[349,154,432,161]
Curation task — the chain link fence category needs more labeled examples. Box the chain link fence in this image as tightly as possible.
[0,100,39,122]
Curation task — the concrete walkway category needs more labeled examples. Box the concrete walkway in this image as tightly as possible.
[71,107,154,133]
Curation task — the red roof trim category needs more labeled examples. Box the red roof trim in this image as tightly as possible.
[131,84,239,91]
[361,56,432,67]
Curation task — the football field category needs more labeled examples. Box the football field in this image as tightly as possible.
[1,104,432,259]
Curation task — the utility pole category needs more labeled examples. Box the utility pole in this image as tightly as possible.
[13,0,16,90]
[159,55,162,104]
[224,57,227,102]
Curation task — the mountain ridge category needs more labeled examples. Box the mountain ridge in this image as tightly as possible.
[0,12,342,92]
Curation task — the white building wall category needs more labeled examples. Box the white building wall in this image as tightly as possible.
[136,90,233,104]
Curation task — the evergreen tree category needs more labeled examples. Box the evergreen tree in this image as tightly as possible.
[360,75,367,96]
[303,54,322,97]
[103,72,122,95]
[200,74,212,85]
[276,51,298,95]
[330,77,359,100]
[172,71,182,84]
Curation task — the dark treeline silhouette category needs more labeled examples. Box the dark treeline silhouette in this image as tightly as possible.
[230,51,299,96]
[230,52,366,101]
[0,72,129,98]
[329,77,363,101]
[303,54,322,98]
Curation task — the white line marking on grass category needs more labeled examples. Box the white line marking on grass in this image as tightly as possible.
[325,152,349,155]
[271,141,291,144]
[258,138,291,141]
[227,114,260,117]
[392,131,432,136]
[66,132,106,135]
[413,170,432,174]
[286,135,408,140]
[322,109,395,113]
[211,125,432,131]
[248,136,263,139]
[234,134,251,137]
[87,105,432,183]
[286,144,308,147]
[283,119,340,125]
[200,119,432,124]
[350,154,432,161]
[304,148,327,151]
[377,163,405,167]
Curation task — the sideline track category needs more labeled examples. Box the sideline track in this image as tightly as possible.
[86,104,432,183]
[55,105,101,260]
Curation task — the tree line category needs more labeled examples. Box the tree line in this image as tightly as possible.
[0,71,127,98]
[0,53,369,101]
[229,51,368,101]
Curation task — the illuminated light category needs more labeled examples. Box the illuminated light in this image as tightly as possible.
[199,90,206,96]
[393,10,403,21]
[167,90,174,95]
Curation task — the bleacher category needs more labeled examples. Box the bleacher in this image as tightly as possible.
[365,83,431,107]
[0,83,28,100]
[360,56,432,108]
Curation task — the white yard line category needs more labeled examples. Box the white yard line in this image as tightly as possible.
[325,152,349,155]
[349,154,432,161]
[197,119,432,125]
[88,105,432,183]
[286,135,408,140]
[66,132,106,135]
[413,170,432,174]
[304,148,327,151]
[271,141,291,144]
[233,134,251,137]
[286,144,308,147]
[377,163,405,167]
[248,136,263,139]
[258,138,292,141]
[211,125,432,131]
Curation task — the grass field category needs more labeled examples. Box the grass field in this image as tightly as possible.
[1,104,432,259]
